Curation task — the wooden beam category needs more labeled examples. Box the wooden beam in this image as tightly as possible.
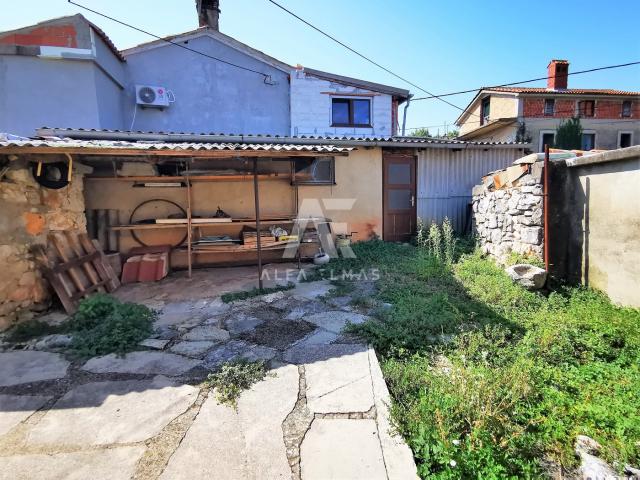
[253,158,263,290]
[0,146,349,157]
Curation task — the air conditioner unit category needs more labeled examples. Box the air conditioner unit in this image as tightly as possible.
[135,85,170,108]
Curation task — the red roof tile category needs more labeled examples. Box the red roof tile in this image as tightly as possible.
[484,87,640,96]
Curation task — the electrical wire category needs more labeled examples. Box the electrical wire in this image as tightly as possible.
[68,0,272,80]
[265,0,469,114]
[411,61,640,101]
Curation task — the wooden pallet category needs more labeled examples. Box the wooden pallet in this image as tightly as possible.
[36,231,120,314]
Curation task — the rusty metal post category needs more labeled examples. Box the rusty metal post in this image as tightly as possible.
[543,144,550,271]
[253,158,263,290]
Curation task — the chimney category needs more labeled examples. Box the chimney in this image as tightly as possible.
[197,0,221,30]
[547,59,569,90]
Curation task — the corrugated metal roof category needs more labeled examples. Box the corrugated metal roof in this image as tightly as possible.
[34,127,528,147]
[0,137,352,154]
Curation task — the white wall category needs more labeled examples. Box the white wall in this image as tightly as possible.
[290,69,393,137]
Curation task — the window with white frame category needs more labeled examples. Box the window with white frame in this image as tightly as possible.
[544,98,555,116]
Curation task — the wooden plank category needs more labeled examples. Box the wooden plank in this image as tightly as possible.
[84,174,289,182]
[70,280,110,301]
[51,251,101,273]
[64,232,105,293]
[43,269,77,314]
[50,233,89,295]
[79,234,120,291]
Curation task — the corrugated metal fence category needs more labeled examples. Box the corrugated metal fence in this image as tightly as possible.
[417,147,525,232]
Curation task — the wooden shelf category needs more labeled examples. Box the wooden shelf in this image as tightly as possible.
[86,174,290,182]
[110,218,297,231]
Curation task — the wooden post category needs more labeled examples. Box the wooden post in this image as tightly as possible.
[253,158,263,290]
[543,144,550,272]
[186,163,193,279]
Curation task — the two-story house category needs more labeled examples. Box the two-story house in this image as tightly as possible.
[455,60,640,151]
[0,2,409,138]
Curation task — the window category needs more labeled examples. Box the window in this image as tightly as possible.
[480,97,491,125]
[292,157,335,185]
[331,98,371,127]
[540,132,555,152]
[582,133,596,150]
[578,100,595,117]
[622,101,632,118]
[544,99,555,116]
[619,132,633,148]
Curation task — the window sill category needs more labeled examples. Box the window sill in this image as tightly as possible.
[331,124,373,128]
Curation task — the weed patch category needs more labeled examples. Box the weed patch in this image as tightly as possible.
[6,320,62,343]
[221,282,294,303]
[68,294,155,358]
[316,240,640,478]
[206,360,268,408]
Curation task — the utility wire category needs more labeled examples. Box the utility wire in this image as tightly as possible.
[411,61,640,101]
[265,0,469,114]
[68,0,272,80]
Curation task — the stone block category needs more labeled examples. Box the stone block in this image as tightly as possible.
[520,227,542,245]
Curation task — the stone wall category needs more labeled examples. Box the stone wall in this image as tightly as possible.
[0,157,89,330]
[472,161,544,261]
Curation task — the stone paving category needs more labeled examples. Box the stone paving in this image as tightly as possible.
[0,266,418,480]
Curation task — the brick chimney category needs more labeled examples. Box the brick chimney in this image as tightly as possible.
[197,0,220,30]
[547,59,569,90]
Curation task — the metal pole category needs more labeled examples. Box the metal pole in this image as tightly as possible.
[186,162,193,279]
[543,144,550,272]
[253,158,263,290]
[401,95,412,136]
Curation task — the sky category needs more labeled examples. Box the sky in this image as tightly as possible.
[2,0,640,135]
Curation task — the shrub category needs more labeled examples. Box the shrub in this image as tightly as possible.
[206,360,268,408]
[6,320,62,343]
[69,294,155,358]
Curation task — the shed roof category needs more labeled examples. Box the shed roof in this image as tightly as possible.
[0,136,353,157]
[33,128,529,149]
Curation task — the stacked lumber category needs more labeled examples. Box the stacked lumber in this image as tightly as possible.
[242,230,277,247]
[35,231,120,314]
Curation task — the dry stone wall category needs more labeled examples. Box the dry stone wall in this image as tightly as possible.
[0,157,90,330]
[472,161,544,261]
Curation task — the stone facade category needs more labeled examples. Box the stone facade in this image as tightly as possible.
[472,161,544,261]
[0,158,89,330]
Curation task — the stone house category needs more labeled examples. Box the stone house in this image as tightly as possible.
[455,60,640,152]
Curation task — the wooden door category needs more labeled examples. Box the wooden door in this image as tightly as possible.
[383,153,416,242]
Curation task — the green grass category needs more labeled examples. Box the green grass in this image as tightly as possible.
[5,319,62,343]
[317,240,640,479]
[221,282,295,303]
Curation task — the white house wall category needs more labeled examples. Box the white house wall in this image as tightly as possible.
[417,147,526,232]
[290,70,393,137]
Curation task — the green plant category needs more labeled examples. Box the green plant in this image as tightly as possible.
[206,360,268,408]
[412,128,431,137]
[555,117,583,150]
[6,319,62,343]
[416,218,457,266]
[327,278,356,297]
[69,294,155,358]
[221,282,295,303]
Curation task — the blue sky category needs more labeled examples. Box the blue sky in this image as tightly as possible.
[3,0,640,134]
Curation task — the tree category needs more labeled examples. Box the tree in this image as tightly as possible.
[411,128,431,137]
[555,117,583,150]
[444,129,459,139]
[515,122,532,143]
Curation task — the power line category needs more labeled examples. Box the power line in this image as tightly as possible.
[411,61,640,101]
[67,0,272,80]
[265,0,469,114]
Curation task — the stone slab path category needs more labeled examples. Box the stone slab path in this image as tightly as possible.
[0,276,417,479]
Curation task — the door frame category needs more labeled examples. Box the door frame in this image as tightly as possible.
[382,151,417,242]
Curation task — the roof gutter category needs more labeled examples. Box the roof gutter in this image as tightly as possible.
[36,128,529,150]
